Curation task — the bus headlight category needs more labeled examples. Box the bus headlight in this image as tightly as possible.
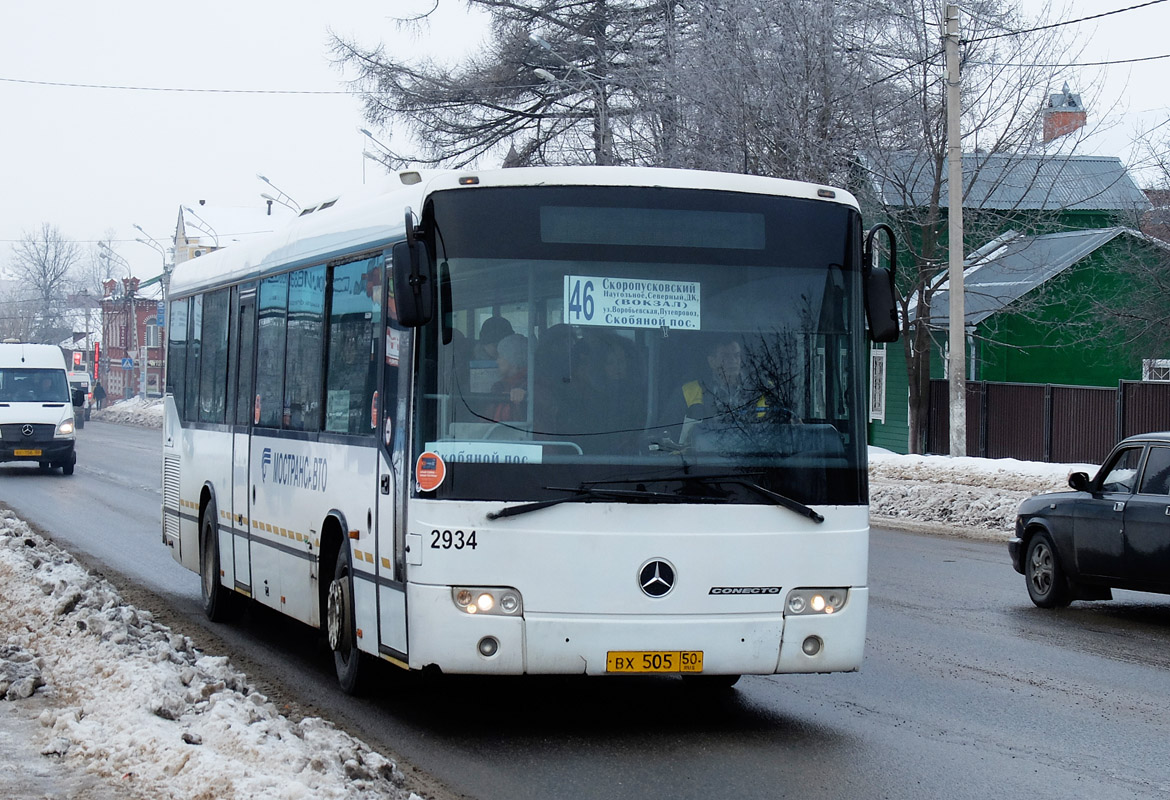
[56,419,75,437]
[452,587,523,616]
[785,588,848,616]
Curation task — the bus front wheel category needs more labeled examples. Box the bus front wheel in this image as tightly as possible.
[327,544,365,694]
[200,499,234,622]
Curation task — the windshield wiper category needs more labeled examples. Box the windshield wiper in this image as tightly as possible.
[487,485,724,521]
[730,479,824,523]
[581,472,824,524]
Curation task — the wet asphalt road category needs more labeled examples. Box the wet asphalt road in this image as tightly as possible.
[4,419,1170,799]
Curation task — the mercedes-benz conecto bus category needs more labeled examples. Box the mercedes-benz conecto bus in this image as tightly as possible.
[162,166,898,692]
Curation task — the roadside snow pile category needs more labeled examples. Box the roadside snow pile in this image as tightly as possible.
[0,510,420,800]
[868,450,1097,538]
[92,396,165,429]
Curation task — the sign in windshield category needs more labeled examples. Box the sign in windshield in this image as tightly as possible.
[563,275,701,330]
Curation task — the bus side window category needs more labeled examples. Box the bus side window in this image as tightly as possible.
[256,274,289,428]
[325,256,382,435]
[284,265,326,432]
[167,298,190,420]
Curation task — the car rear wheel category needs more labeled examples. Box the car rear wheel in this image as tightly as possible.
[1025,531,1071,608]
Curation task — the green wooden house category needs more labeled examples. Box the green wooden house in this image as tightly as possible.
[865,152,1155,453]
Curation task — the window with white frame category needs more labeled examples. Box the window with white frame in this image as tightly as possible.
[145,323,161,348]
[869,346,887,423]
[1143,359,1170,381]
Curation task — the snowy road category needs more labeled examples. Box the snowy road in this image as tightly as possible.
[4,412,1170,798]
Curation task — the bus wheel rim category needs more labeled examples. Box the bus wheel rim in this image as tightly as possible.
[326,578,348,652]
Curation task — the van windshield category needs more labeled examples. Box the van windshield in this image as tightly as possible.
[0,368,70,403]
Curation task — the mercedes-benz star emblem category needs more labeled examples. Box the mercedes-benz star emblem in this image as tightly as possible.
[21,424,34,437]
[639,559,676,598]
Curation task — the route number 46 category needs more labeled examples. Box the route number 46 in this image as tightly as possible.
[566,278,595,322]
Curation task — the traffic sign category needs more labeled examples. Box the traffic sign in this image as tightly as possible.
[121,357,134,370]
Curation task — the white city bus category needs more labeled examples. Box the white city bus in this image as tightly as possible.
[162,166,898,692]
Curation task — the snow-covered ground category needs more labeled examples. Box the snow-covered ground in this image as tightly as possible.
[868,448,1095,539]
[0,399,1099,798]
[91,396,165,429]
[0,511,418,799]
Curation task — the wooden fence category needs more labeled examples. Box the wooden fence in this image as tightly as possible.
[926,380,1170,464]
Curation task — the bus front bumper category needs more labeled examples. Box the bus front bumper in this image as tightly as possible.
[406,585,867,676]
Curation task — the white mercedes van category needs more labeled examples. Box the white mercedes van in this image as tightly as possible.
[0,342,78,475]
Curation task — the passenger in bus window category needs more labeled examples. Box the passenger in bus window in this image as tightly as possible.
[489,333,528,422]
[475,315,514,362]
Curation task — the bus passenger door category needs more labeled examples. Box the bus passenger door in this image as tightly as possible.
[231,289,257,593]
[376,322,409,659]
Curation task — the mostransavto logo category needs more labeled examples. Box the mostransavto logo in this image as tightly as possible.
[709,586,782,595]
[260,447,328,491]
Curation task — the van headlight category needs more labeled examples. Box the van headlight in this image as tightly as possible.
[56,419,75,437]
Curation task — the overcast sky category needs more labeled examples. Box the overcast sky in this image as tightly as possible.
[0,0,1166,283]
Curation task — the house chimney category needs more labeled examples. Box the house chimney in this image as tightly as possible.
[1043,83,1086,142]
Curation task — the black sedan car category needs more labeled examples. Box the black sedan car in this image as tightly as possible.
[1009,432,1170,608]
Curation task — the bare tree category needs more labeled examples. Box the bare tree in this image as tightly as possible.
[333,0,677,167]
[0,282,37,342]
[10,223,80,343]
[331,0,864,174]
[662,0,868,183]
[72,230,120,299]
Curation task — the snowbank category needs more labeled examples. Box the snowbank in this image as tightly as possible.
[868,449,1097,539]
[92,396,165,429]
[0,511,419,800]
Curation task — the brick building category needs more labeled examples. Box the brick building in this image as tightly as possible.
[100,277,164,399]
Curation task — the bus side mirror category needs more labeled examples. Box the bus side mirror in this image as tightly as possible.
[392,239,434,328]
[863,223,900,343]
[71,388,85,407]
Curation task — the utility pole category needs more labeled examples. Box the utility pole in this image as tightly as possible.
[945,3,966,457]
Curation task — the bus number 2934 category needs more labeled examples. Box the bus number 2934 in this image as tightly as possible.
[431,529,478,550]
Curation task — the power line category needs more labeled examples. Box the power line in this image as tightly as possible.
[0,76,353,95]
[970,51,1170,69]
[962,0,1168,44]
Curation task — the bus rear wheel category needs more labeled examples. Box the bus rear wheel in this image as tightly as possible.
[327,545,366,695]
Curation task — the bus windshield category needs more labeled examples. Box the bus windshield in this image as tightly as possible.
[414,185,866,507]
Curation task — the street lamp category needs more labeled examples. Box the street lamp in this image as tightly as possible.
[529,32,612,165]
[133,223,172,284]
[97,241,131,274]
[359,127,394,156]
[256,174,301,214]
[132,223,173,398]
[182,206,220,248]
[361,150,386,184]
[359,128,396,183]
